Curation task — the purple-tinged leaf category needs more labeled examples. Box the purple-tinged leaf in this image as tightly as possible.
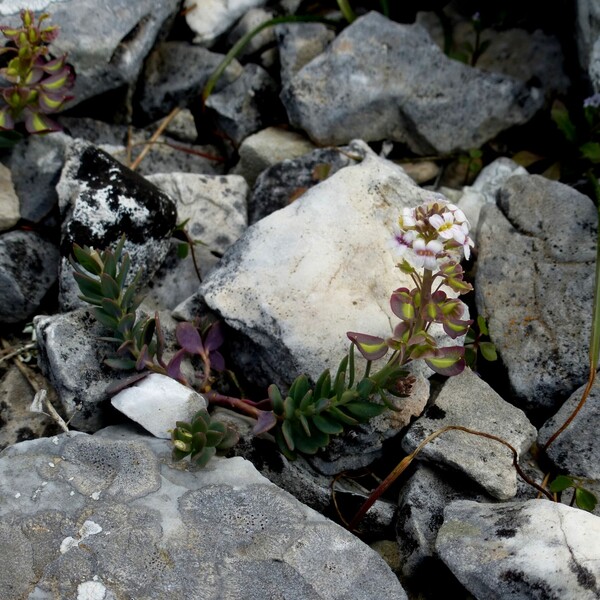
[155,312,166,368]
[135,344,152,371]
[0,106,15,130]
[390,288,415,321]
[23,109,60,134]
[176,321,204,355]
[210,350,225,372]
[346,332,388,360]
[166,348,188,384]
[424,346,466,376]
[442,318,472,339]
[252,410,278,435]
[204,321,224,352]
[105,372,149,395]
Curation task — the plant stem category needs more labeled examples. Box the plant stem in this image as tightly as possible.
[205,390,264,420]
[348,425,553,531]
[336,0,356,23]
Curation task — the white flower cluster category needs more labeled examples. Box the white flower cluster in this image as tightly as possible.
[391,199,474,270]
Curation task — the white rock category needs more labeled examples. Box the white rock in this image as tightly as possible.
[111,373,207,438]
[0,163,19,231]
[184,0,268,46]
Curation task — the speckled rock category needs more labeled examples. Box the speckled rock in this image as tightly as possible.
[475,174,597,415]
[0,163,19,231]
[0,230,60,324]
[0,426,408,599]
[56,141,177,311]
[436,499,600,600]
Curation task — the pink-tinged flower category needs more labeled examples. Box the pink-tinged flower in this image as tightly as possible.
[429,212,466,244]
[390,225,415,258]
[461,234,475,260]
[411,237,443,270]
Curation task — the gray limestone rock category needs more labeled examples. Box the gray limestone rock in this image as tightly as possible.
[577,0,600,93]
[232,126,315,188]
[144,172,248,308]
[248,140,367,224]
[436,499,600,600]
[137,41,243,123]
[56,141,177,311]
[198,142,458,391]
[402,368,537,500]
[0,0,181,107]
[205,63,283,146]
[5,132,70,223]
[396,464,491,579]
[276,21,336,84]
[538,378,600,515]
[0,230,59,324]
[281,12,543,153]
[475,174,597,415]
[0,427,408,599]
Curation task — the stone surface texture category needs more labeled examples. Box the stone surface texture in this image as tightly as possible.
[436,499,600,600]
[0,427,407,599]
[475,174,597,414]
[281,12,543,152]
[402,368,537,500]
[0,162,20,230]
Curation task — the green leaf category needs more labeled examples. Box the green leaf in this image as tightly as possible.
[205,429,224,447]
[356,377,376,399]
[328,405,359,426]
[549,475,574,493]
[115,252,130,290]
[479,341,497,362]
[92,307,119,331]
[289,374,310,401]
[172,448,189,461]
[298,413,311,437]
[100,273,121,300]
[477,314,488,335]
[281,420,295,451]
[575,487,598,512]
[299,390,313,411]
[103,251,117,280]
[192,431,207,453]
[101,298,123,320]
[268,384,285,415]
[283,395,296,420]
[551,100,577,143]
[191,446,216,468]
[312,414,344,435]
[72,244,103,275]
[104,357,136,370]
[216,427,239,450]
[344,401,385,420]
[177,242,189,259]
[191,415,209,435]
[117,313,136,335]
[314,370,331,400]
[122,270,142,312]
[581,141,600,163]
[73,271,102,299]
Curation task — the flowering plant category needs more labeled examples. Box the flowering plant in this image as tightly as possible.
[348,199,474,377]
[0,9,74,134]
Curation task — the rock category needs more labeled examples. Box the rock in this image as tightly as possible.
[417,12,569,98]
[56,141,177,311]
[33,306,181,432]
[0,163,19,231]
[1,0,181,107]
[248,141,367,224]
[205,63,283,146]
[198,141,458,390]
[183,0,269,46]
[212,407,396,536]
[436,499,600,600]
[401,368,537,500]
[5,132,70,223]
[111,373,207,438]
[577,0,600,92]
[281,12,543,153]
[396,464,491,579]
[475,174,597,415]
[455,157,527,243]
[276,21,336,84]
[0,230,59,324]
[398,160,440,185]
[227,8,276,58]
[144,172,248,308]
[0,366,62,452]
[538,378,600,512]
[137,41,243,123]
[232,126,316,187]
[0,427,408,599]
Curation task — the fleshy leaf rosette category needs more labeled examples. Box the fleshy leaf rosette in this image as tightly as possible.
[0,9,74,134]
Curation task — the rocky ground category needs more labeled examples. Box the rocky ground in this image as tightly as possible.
[1,1,600,599]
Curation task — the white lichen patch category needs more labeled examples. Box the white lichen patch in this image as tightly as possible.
[60,520,103,554]
[91,491,101,500]
[77,579,107,600]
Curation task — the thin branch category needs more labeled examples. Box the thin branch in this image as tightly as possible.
[0,341,36,364]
